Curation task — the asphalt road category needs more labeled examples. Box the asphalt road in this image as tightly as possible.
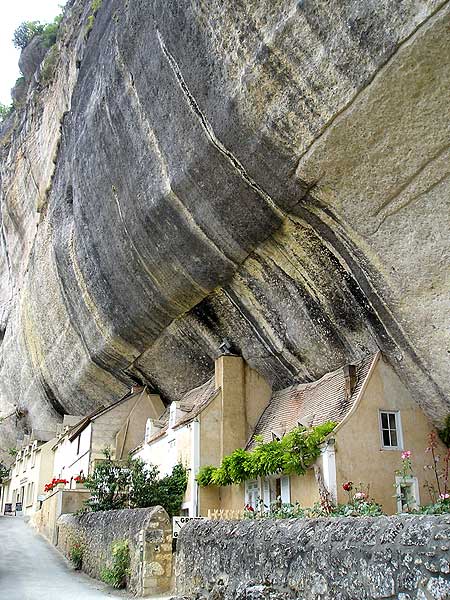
[0,516,132,600]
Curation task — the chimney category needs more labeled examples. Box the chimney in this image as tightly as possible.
[343,364,357,400]
[214,355,247,457]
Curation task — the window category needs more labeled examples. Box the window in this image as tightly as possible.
[245,480,259,510]
[77,435,81,455]
[262,476,291,510]
[379,411,403,449]
[395,476,420,512]
[31,450,36,467]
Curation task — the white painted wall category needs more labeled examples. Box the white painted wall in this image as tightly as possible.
[53,424,92,488]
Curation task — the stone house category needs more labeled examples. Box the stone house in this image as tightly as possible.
[135,352,447,516]
[218,352,448,515]
[132,355,272,516]
[52,386,164,487]
[1,430,57,516]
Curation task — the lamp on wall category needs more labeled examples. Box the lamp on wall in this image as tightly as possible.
[218,339,233,356]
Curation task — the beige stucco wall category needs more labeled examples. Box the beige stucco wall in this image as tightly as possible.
[91,393,153,460]
[334,356,448,514]
[115,392,164,459]
[216,356,248,456]
[32,488,91,544]
[6,438,56,516]
[244,364,272,439]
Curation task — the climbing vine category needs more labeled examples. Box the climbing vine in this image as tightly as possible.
[196,422,337,487]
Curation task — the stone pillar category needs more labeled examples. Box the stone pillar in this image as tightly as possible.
[140,507,173,596]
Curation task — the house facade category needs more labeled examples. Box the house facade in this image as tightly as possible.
[52,386,164,487]
[135,352,447,517]
[1,431,56,516]
[133,355,272,516]
[220,353,448,515]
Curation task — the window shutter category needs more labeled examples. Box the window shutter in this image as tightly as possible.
[280,476,291,503]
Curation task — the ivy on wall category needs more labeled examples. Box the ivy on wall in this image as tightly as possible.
[196,422,337,487]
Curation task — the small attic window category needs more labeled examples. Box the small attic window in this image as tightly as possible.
[379,410,403,449]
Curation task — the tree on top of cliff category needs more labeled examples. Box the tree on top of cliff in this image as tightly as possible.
[13,22,45,50]
[13,14,62,51]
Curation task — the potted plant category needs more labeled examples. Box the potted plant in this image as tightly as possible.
[74,475,86,490]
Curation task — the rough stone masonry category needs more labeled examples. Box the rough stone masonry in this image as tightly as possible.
[174,516,450,599]
[57,506,173,596]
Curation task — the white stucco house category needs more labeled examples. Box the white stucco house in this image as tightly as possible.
[52,386,164,487]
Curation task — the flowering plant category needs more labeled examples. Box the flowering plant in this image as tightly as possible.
[44,477,68,492]
[423,431,450,504]
[74,475,85,484]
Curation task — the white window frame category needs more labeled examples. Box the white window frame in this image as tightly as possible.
[395,476,420,513]
[379,410,403,450]
[245,479,259,510]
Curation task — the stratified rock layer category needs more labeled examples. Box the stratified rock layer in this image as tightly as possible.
[0,0,448,448]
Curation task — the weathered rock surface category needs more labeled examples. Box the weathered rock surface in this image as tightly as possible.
[0,0,448,448]
[174,516,450,599]
[18,35,47,82]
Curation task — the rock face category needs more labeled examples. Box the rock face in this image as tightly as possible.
[174,515,450,599]
[0,0,448,448]
[18,35,47,82]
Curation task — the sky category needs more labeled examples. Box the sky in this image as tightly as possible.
[0,0,65,105]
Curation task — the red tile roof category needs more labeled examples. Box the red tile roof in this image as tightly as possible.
[247,354,377,449]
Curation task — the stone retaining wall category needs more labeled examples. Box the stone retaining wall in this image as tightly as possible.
[57,506,172,596]
[175,515,450,599]
[31,488,91,544]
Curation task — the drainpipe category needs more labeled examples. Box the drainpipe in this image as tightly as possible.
[191,419,200,517]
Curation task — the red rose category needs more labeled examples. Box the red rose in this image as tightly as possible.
[342,481,353,492]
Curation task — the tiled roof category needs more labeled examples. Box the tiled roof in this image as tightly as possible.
[176,377,218,426]
[247,354,377,449]
[146,377,219,443]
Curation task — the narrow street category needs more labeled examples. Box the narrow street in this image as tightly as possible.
[0,516,131,600]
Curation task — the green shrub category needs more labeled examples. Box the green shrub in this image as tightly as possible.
[12,12,62,51]
[100,540,130,589]
[0,104,13,123]
[40,46,59,85]
[196,465,215,487]
[69,542,83,570]
[83,449,187,517]
[86,0,103,34]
